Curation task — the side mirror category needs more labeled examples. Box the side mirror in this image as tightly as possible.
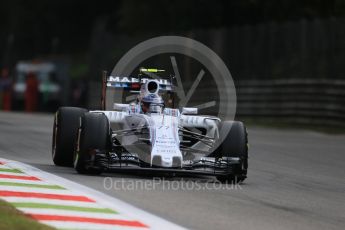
[181,107,198,115]
[113,103,129,111]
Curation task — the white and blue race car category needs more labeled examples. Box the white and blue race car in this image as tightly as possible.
[52,69,248,183]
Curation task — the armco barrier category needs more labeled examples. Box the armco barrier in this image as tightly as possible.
[235,79,345,127]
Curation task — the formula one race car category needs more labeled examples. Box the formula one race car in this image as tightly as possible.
[52,68,248,183]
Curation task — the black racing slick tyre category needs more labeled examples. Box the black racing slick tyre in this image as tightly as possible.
[52,107,87,167]
[74,112,110,174]
[216,121,248,183]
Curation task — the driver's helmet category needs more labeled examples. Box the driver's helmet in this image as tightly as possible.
[141,93,164,113]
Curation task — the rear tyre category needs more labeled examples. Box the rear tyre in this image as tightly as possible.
[216,121,248,183]
[52,107,87,167]
[74,112,110,174]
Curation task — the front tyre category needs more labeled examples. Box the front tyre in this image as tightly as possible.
[52,107,87,166]
[216,121,248,183]
[74,112,110,174]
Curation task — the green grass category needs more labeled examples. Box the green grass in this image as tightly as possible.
[0,199,55,230]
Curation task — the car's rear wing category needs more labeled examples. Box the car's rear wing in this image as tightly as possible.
[106,76,173,91]
[101,69,176,110]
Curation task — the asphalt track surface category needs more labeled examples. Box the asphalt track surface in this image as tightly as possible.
[0,111,344,230]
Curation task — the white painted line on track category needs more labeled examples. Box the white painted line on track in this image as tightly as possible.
[0,158,186,230]
[0,171,28,176]
[39,221,149,230]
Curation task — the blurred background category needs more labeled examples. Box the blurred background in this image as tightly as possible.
[0,0,345,129]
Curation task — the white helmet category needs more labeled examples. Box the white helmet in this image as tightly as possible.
[141,94,164,113]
